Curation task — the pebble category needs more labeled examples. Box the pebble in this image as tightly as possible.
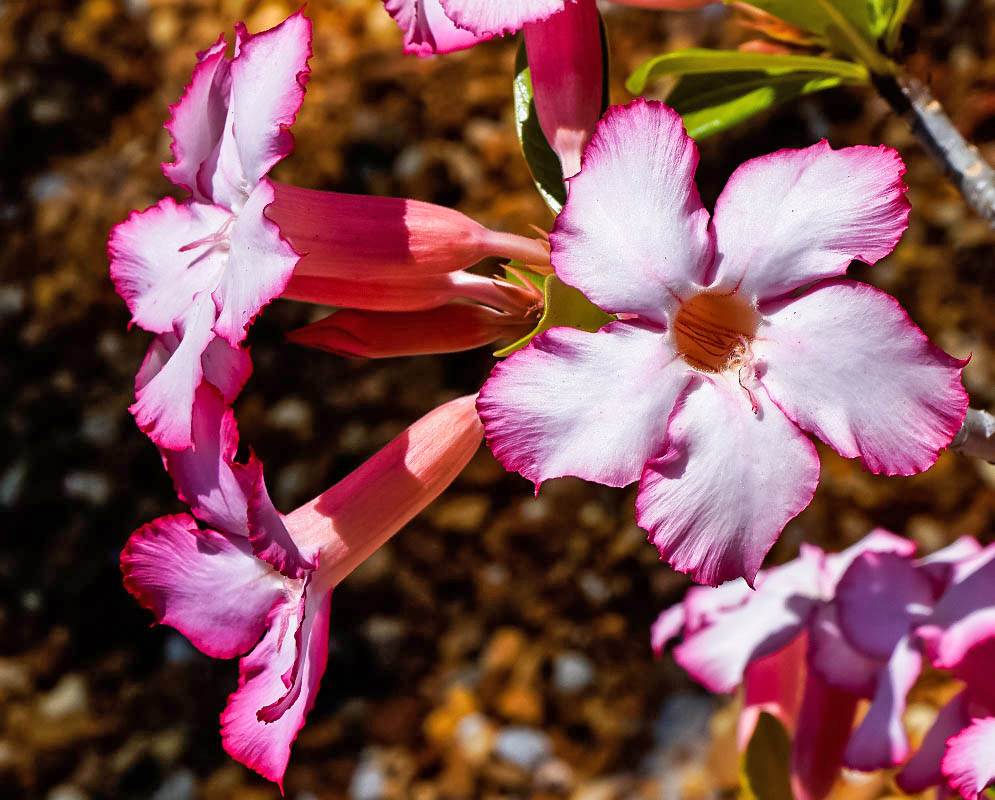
[552,651,595,694]
[265,396,314,439]
[46,786,88,800]
[151,769,196,800]
[494,726,552,771]
[63,471,112,505]
[38,674,88,718]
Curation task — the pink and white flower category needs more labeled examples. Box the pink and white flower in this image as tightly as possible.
[122,391,484,787]
[477,99,967,587]
[109,11,311,449]
[654,531,995,800]
[383,0,714,56]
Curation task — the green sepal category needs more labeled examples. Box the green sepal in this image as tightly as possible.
[513,15,611,215]
[494,274,613,357]
[739,712,795,800]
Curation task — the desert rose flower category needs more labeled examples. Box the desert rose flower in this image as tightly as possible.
[652,531,992,800]
[383,0,713,56]
[477,99,967,587]
[122,391,484,786]
[109,11,550,449]
[109,11,311,450]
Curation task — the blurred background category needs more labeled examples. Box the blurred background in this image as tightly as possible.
[2,0,995,797]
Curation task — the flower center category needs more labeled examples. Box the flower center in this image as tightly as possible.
[672,291,759,372]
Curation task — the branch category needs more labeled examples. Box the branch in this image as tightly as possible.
[874,72,995,227]
[951,408,995,463]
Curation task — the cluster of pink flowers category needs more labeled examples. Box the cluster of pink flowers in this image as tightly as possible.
[653,529,995,799]
[107,0,986,792]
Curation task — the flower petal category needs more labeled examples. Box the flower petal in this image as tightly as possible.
[709,141,910,302]
[835,551,934,660]
[478,321,691,490]
[384,0,488,55]
[220,584,331,790]
[637,374,820,586]
[161,35,231,201]
[221,11,311,192]
[131,296,216,450]
[650,604,685,656]
[942,716,995,799]
[121,514,285,659]
[550,99,714,325]
[843,635,923,770]
[212,179,301,346]
[672,548,822,692]
[246,466,317,581]
[821,528,919,589]
[754,280,967,476]
[918,545,995,674]
[897,690,972,793]
[200,334,253,404]
[438,0,567,37]
[162,384,254,535]
[108,196,229,335]
[916,536,984,595]
[807,604,881,696]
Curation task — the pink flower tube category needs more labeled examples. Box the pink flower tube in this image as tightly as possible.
[122,392,484,787]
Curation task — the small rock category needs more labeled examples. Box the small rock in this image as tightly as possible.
[350,754,386,800]
[552,651,595,694]
[494,726,552,771]
[423,687,478,746]
[481,628,525,675]
[265,396,313,439]
[534,759,575,794]
[429,493,491,532]
[151,770,196,800]
[163,633,200,664]
[496,685,544,725]
[38,673,88,718]
[46,786,88,800]
[63,471,112,505]
[455,712,494,765]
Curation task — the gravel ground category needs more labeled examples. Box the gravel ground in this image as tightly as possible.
[3,1,995,798]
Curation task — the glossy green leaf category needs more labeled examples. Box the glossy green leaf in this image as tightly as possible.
[667,70,852,140]
[626,48,867,95]
[725,0,895,71]
[513,15,611,215]
[494,274,613,357]
[739,712,794,800]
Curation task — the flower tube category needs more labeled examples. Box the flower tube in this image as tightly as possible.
[122,391,484,787]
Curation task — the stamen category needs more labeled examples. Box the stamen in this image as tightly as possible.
[673,292,759,373]
[178,217,234,254]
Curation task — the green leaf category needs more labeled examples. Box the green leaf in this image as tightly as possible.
[513,15,611,215]
[725,0,895,71]
[494,274,613,357]
[668,70,850,140]
[739,712,794,800]
[626,48,867,95]
[884,0,913,53]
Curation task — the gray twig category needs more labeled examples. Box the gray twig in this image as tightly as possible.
[874,72,995,227]
[951,408,995,463]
